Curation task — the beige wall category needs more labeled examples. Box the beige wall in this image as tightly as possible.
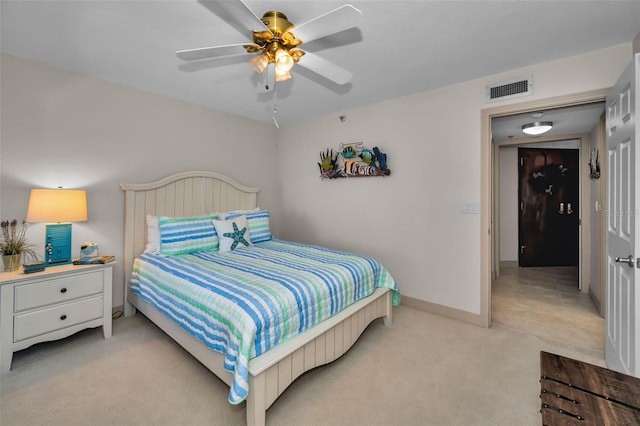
[498,146,519,262]
[0,54,279,307]
[277,43,632,315]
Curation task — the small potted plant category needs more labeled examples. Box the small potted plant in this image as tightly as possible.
[1,219,42,273]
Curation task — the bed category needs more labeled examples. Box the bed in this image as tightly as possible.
[121,171,399,426]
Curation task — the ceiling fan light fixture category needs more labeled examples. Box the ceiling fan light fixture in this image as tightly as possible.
[522,121,553,136]
[248,53,268,73]
[275,48,294,73]
[275,69,292,82]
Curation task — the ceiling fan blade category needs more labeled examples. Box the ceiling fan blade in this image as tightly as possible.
[198,0,270,39]
[292,5,363,44]
[176,43,259,61]
[296,52,353,85]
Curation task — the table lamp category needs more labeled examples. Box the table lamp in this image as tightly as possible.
[26,188,88,265]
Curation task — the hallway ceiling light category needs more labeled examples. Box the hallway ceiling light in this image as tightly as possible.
[522,121,553,136]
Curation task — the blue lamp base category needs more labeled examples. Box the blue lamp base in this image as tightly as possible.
[45,223,72,265]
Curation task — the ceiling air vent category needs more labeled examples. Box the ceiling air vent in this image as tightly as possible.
[486,77,532,103]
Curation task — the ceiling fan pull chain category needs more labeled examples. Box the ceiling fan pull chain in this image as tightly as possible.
[265,63,271,91]
[272,101,279,128]
[272,83,279,128]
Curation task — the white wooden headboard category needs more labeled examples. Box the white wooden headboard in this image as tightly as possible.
[120,171,259,313]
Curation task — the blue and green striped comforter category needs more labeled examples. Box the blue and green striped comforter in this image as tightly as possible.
[130,239,399,404]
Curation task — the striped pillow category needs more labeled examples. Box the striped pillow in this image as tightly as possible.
[224,209,272,243]
[158,214,219,255]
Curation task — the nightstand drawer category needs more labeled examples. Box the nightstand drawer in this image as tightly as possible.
[14,295,104,342]
[14,271,103,312]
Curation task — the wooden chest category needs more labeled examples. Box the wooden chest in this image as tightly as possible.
[540,351,640,425]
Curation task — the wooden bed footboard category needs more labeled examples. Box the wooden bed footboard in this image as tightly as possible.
[129,286,392,426]
[246,287,392,426]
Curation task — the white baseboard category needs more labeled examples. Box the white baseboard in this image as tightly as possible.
[588,288,604,318]
[400,296,484,327]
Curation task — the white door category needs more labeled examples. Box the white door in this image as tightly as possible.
[606,53,639,377]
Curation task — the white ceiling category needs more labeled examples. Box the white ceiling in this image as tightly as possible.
[491,102,606,143]
[1,1,639,127]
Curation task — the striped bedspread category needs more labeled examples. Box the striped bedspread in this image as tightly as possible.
[130,239,399,404]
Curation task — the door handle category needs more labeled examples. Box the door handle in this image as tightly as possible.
[615,255,635,268]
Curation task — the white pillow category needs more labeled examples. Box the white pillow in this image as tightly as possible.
[212,215,253,252]
[221,207,260,219]
[145,214,160,254]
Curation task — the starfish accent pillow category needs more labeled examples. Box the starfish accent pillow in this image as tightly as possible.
[212,215,253,252]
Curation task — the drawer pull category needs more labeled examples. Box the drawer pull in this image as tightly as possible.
[60,314,67,321]
[60,288,67,293]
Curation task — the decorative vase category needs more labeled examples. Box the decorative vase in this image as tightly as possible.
[2,253,22,272]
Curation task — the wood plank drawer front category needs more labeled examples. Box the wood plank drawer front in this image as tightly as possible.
[14,296,104,342]
[14,271,103,312]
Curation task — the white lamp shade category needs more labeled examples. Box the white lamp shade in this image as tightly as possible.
[26,188,88,223]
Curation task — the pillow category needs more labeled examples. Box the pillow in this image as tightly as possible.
[145,214,160,254]
[212,215,253,252]
[158,214,219,255]
[220,207,260,217]
[224,209,272,243]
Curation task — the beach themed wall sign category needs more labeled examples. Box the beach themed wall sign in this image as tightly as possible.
[318,143,391,179]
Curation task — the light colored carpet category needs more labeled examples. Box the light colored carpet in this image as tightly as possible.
[0,305,604,426]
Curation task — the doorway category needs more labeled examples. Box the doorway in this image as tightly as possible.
[479,88,610,327]
[488,107,604,349]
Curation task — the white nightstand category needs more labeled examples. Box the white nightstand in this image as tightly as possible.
[0,262,114,373]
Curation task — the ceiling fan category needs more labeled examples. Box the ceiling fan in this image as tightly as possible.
[176,1,363,89]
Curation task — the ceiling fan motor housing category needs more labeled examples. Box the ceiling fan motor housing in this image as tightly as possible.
[261,11,293,37]
[248,11,304,63]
